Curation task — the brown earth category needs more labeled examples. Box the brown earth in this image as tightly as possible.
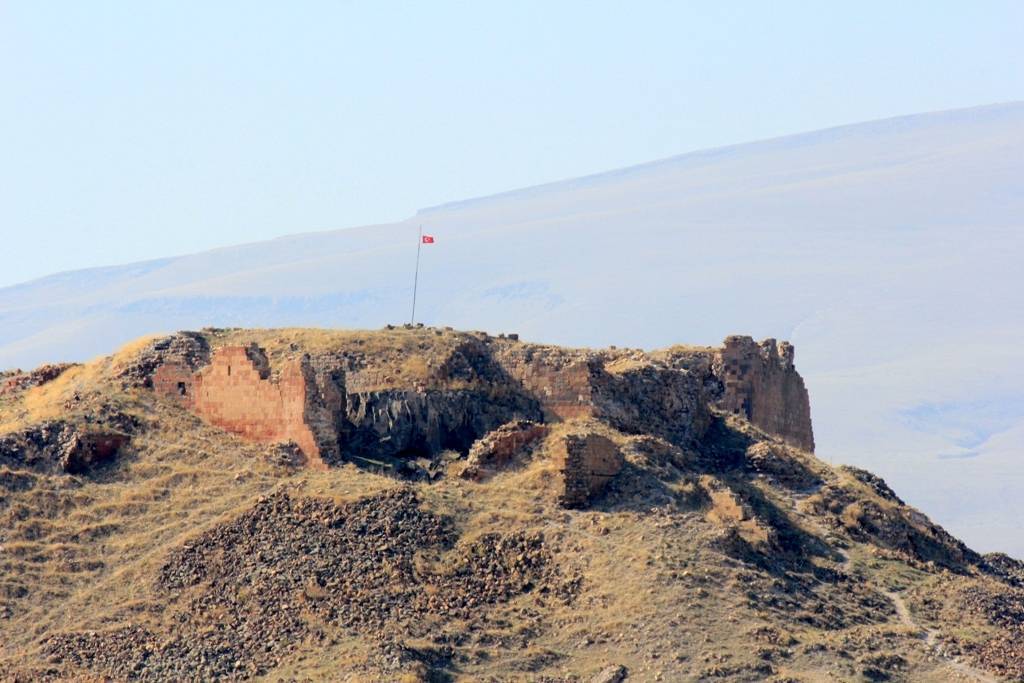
[0,325,1020,682]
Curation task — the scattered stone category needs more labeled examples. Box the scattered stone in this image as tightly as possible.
[0,363,77,396]
[591,663,628,682]
[38,488,579,680]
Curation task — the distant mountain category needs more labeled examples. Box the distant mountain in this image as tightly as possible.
[1,102,1022,556]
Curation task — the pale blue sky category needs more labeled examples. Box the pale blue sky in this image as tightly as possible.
[2,1,1022,288]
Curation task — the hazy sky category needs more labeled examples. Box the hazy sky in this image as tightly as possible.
[2,1,1022,288]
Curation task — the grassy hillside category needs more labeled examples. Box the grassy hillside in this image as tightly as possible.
[1,328,1021,682]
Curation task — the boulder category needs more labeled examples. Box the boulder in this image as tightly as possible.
[591,664,628,683]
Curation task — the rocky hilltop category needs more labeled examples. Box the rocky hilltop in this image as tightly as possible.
[0,326,1021,682]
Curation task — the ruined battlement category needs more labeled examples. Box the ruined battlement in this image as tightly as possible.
[153,345,327,468]
[713,335,814,451]
[141,328,814,466]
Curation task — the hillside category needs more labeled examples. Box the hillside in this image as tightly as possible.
[1,326,1022,682]
[2,102,1023,559]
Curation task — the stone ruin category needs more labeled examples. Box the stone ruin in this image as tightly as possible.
[0,363,78,396]
[713,335,814,452]
[152,344,328,468]
[554,431,624,508]
[138,329,815,502]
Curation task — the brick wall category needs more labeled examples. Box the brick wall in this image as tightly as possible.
[495,347,597,421]
[155,346,326,468]
[552,432,623,508]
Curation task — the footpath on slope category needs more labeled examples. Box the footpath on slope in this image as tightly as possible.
[826,538,1000,682]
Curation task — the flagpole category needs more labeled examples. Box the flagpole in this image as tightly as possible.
[411,225,422,324]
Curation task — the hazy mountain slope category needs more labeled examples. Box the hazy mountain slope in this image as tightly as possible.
[1,102,1022,556]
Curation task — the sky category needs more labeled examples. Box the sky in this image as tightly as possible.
[2,1,1023,288]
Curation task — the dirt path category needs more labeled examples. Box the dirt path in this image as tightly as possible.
[880,587,999,683]
[819,535,999,682]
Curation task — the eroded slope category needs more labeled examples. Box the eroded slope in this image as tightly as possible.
[0,327,1021,682]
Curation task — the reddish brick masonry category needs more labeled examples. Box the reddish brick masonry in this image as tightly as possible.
[154,346,325,468]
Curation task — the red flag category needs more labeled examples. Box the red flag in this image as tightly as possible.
[422,235,435,244]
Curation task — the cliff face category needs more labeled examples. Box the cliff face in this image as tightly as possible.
[138,328,810,466]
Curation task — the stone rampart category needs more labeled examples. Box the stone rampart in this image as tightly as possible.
[494,347,597,421]
[144,329,814,469]
[155,345,326,468]
[714,336,814,452]
[553,431,624,508]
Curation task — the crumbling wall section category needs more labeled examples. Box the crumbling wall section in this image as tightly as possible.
[155,345,326,468]
[591,359,710,445]
[715,336,815,452]
[553,431,624,508]
[494,346,598,421]
[496,346,710,447]
[461,420,550,480]
[304,358,348,466]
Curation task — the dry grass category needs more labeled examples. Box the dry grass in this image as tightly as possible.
[1,329,1017,682]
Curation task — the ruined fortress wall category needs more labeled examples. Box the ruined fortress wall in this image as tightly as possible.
[152,361,196,402]
[591,362,711,445]
[494,347,596,421]
[716,336,815,452]
[156,346,326,467]
[553,432,624,508]
[147,331,814,469]
[303,358,347,465]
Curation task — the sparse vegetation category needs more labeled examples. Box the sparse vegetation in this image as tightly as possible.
[0,327,1021,681]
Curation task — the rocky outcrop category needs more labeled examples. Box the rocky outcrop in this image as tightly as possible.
[553,430,624,508]
[341,389,542,462]
[745,441,822,490]
[806,479,981,571]
[0,363,78,396]
[0,415,134,475]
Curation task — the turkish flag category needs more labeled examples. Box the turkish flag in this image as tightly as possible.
[422,235,435,244]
